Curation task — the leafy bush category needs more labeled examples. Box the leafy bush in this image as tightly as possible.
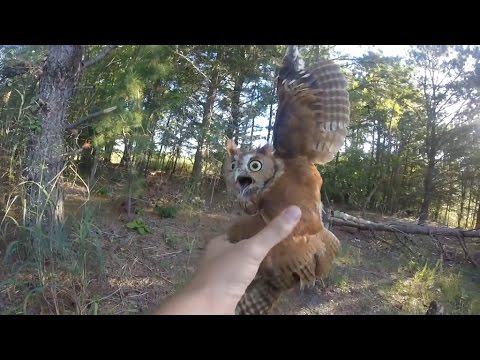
[126,218,152,235]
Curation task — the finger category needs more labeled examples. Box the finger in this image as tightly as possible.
[243,206,301,262]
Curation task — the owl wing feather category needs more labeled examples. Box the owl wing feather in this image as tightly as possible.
[227,46,348,315]
[273,46,350,165]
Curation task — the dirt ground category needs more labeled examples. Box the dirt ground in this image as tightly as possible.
[1,172,479,315]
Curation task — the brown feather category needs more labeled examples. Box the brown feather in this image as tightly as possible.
[228,156,341,315]
[224,49,349,315]
[235,229,340,315]
[273,59,350,164]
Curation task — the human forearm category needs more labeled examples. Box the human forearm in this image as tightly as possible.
[153,282,235,315]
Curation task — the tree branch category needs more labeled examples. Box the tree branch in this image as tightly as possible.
[65,106,118,130]
[330,216,480,238]
[82,45,119,69]
[173,47,212,84]
[0,60,42,82]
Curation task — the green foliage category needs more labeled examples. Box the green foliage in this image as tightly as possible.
[155,205,178,218]
[389,260,480,314]
[93,185,111,196]
[2,44,480,314]
[27,117,41,132]
[75,205,104,273]
[2,45,479,227]
[126,218,151,235]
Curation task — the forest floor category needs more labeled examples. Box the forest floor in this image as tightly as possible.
[1,170,479,315]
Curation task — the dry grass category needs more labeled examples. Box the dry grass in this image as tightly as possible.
[1,172,479,315]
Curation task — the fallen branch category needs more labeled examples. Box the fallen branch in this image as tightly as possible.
[393,232,416,256]
[153,250,183,258]
[65,106,118,130]
[455,234,478,267]
[330,217,480,238]
[430,233,449,261]
[329,211,479,266]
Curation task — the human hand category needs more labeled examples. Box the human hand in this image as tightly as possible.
[154,206,301,315]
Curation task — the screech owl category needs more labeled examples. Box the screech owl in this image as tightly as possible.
[224,45,351,315]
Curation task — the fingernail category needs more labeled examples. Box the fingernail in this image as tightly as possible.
[283,206,301,222]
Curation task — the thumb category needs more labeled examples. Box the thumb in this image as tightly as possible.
[243,206,301,262]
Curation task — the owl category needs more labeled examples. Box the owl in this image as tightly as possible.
[224,45,350,315]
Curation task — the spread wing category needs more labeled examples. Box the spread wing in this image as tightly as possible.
[272,45,350,164]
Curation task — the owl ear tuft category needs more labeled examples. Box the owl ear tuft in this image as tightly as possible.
[258,143,274,155]
[226,138,240,157]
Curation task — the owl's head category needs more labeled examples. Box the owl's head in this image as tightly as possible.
[224,139,277,214]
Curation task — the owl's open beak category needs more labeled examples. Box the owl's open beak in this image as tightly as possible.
[236,175,253,195]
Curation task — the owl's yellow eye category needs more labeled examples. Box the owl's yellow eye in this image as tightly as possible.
[248,160,262,172]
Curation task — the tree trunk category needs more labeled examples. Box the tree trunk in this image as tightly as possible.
[191,67,220,185]
[104,140,115,164]
[171,147,180,175]
[120,137,130,166]
[370,120,376,167]
[433,203,440,222]
[266,102,274,143]
[158,113,172,158]
[388,164,399,214]
[418,120,436,225]
[24,45,83,236]
[458,180,466,228]
[266,79,276,143]
[226,72,244,141]
[249,115,256,147]
[362,182,378,217]
[465,189,473,228]
[418,160,435,225]
[314,45,321,62]
[475,197,480,229]
[89,150,99,186]
[418,73,438,225]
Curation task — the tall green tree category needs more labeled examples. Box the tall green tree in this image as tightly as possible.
[408,45,480,224]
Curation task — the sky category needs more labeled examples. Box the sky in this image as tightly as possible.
[335,45,410,58]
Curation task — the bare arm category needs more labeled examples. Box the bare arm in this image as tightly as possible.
[154,206,301,315]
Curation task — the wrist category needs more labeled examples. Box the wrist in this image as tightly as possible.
[156,280,237,315]
[184,279,238,315]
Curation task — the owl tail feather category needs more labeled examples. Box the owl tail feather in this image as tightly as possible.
[235,228,341,315]
[235,276,284,315]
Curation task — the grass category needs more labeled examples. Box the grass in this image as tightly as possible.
[155,205,178,218]
[2,158,479,315]
[317,230,480,315]
[0,163,106,314]
[387,260,480,315]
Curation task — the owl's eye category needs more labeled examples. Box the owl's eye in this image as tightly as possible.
[248,160,262,172]
[231,162,236,170]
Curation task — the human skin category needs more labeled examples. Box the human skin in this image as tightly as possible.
[154,206,302,315]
